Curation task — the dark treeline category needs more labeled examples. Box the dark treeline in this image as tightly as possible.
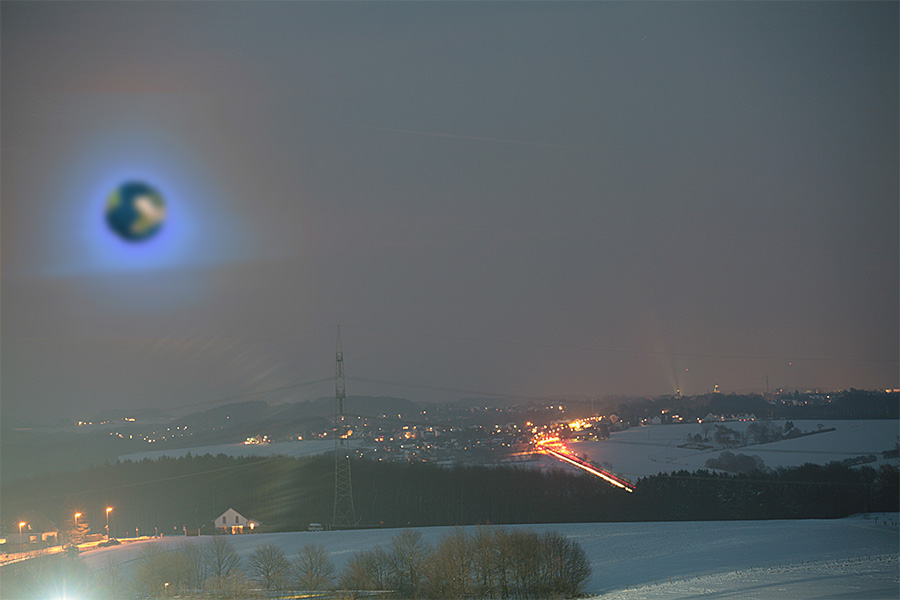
[3,454,897,538]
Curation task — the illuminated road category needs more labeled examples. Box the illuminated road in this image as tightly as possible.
[536,437,635,492]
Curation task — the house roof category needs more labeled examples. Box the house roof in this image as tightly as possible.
[212,507,262,525]
[11,510,58,534]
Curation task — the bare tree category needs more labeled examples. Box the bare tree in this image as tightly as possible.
[562,536,591,597]
[538,530,591,598]
[131,544,193,597]
[293,543,336,591]
[178,540,207,591]
[203,536,242,593]
[423,527,471,599]
[248,543,290,590]
[340,545,392,591]
[506,530,542,599]
[469,525,511,600]
[388,529,430,598]
[95,559,127,599]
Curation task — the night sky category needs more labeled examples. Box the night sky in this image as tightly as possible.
[2,2,897,424]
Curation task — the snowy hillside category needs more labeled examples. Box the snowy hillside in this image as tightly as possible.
[80,514,899,599]
[571,419,898,479]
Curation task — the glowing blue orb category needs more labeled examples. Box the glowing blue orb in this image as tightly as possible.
[105,181,166,242]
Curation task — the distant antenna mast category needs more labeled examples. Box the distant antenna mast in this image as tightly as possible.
[333,326,356,528]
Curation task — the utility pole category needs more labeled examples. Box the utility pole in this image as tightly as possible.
[333,326,356,528]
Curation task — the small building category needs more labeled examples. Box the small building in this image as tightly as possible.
[10,510,59,546]
[213,508,261,534]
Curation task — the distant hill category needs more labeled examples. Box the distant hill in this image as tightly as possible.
[165,395,422,442]
[458,397,537,408]
[0,395,424,483]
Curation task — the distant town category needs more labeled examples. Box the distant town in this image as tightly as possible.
[56,387,898,470]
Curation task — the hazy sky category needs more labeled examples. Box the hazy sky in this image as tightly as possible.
[2,2,897,424]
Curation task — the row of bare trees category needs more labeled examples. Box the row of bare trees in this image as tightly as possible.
[125,537,335,598]
[248,541,335,591]
[116,527,590,599]
[130,537,244,597]
[341,528,591,599]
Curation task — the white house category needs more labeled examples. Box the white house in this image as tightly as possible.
[213,508,261,534]
[7,510,59,547]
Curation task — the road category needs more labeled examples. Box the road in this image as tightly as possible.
[535,436,635,492]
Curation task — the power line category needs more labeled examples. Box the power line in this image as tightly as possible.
[164,375,334,415]
[346,375,561,403]
[15,325,334,383]
[343,324,895,363]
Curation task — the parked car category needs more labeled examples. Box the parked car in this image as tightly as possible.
[308,523,323,532]
[98,538,121,547]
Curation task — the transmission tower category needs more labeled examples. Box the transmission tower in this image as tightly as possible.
[332,326,356,528]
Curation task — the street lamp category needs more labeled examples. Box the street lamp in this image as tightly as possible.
[106,507,113,540]
[19,521,26,546]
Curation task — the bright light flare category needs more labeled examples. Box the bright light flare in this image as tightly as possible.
[544,448,635,492]
[533,418,634,492]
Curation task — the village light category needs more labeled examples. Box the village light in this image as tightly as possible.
[106,507,113,539]
[19,521,26,545]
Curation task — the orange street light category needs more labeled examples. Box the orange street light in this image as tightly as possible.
[106,507,113,539]
[19,521,26,546]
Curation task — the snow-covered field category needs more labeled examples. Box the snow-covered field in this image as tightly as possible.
[80,514,899,599]
[597,558,899,600]
[571,420,898,480]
